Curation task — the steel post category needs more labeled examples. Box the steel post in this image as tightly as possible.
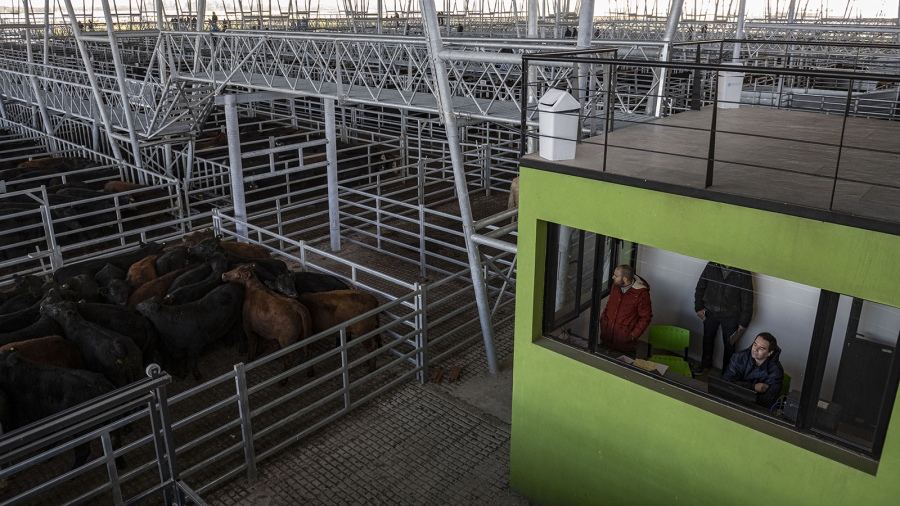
[224,94,249,240]
[234,362,258,485]
[99,0,147,173]
[325,98,342,252]
[61,0,128,164]
[732,0,747,60]
[420,0,499,374]
[415,282,428,384]
[340,328,351,410]
[22,1,56,145]
[652,0,685,117]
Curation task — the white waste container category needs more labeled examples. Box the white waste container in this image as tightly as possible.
[717,62,745,109]
[538,89,580,161]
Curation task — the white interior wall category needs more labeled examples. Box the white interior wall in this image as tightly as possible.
[638,247,821,390]
[555,245,900,398]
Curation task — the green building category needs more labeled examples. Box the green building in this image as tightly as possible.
[510,104,900,505]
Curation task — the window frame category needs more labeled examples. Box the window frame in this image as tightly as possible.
[542,222,900,460]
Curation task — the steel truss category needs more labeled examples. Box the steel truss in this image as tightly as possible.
[2,0,900,374]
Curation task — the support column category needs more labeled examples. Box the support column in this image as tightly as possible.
[61,0,127,164]
[420,0,499,374]
[732,0,747,61]
[527,0,539,153]
[100,0,145,170]
[651,0,685,117]
[224,94,249,241]
[786,0,797,23]
[325,98,341,252]
[23,0,56,146]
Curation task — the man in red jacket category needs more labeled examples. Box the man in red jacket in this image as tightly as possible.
[600,264,653,355]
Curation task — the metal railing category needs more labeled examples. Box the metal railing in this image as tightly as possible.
[0,369,206,505]
[521,41,900,217]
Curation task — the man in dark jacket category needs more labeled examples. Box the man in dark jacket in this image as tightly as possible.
[600,264,653,355]
[722,332,784,408]
[694,262,754,375]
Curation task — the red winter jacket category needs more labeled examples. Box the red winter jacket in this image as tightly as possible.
[599,275,653,353]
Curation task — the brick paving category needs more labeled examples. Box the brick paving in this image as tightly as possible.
[206,382,530,506]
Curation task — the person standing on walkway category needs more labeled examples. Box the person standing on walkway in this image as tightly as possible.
[599,264,653,355]
[693,261,754,375]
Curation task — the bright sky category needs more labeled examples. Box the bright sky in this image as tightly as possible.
[0,0,896,19]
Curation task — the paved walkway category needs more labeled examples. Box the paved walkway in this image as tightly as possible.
[205,308,531,506]
[207,368,530,505]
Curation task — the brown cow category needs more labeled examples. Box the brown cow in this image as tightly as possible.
[195,131,228,151]
[102,180,172,220]
[183,233,271,259]
[127,267,191,308]
[222,264,312,384]
[0,336,85,369]
[125,253,163,290]
[219,239,271,259]
[182,228,215,247]
[298,289,382,373]
[15,157,94,171]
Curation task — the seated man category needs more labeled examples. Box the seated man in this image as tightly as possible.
[722,332,784,408]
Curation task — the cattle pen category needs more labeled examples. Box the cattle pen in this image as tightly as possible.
[0,208,516,504]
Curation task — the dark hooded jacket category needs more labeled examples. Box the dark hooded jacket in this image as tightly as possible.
[694,262,754,327]
[722,344,784,408]
[599,274,652,354]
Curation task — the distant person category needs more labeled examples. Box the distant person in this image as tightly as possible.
[723,332,784,408]
[564,27,571,38]
[457,23,463,33]
[599,264,653,355]
[572,27,578,38]
[211,12,218,26]
[693,261,754,376]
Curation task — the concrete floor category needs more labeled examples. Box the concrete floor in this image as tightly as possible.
[531,106,900,225]
[205,344,529,506]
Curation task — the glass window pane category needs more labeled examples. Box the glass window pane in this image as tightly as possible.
[601,236,612,293]
[580,233,597,306]
[816,297,900,451]
[618,240,636,268]
[552,226,580,321]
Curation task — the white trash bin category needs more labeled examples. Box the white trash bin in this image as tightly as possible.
[538,89,580,161]
[717,62,745,109]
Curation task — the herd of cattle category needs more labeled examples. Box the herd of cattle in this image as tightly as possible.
[0,155,174,262]
[0,229,383,469]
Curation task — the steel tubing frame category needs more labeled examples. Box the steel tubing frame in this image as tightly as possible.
[419,0,501,374]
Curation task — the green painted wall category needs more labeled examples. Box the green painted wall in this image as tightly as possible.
[510,167,900,506]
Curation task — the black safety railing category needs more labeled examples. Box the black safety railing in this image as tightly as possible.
[520,40,900,229]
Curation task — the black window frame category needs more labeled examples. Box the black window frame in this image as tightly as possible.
[542,222,900,460]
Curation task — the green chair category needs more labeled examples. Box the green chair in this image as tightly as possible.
[649,354,693,378]
[648,326,690,360]
[781,373,792,397]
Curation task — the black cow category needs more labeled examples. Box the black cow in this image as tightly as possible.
[53,242,165,285]
[0,291,41,315]
[0,315,63,347]
[76,302,159,367]
[94,264,130,305]
[292,272,351,295]
[0,349,125,470]
[163,253,229,305]
[155,247,194,276]
[136,283,244,380]
[40,301,143,388]
[59,274,101,303]
[165,261,211,294]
